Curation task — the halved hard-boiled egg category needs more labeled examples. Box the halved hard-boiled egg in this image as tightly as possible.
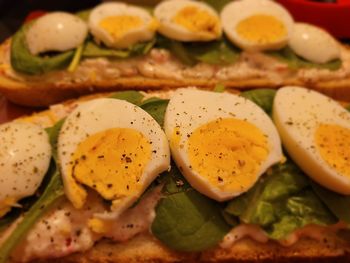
[289,23,340,64]
[154,0,222,42]
[164,89,283,201]
[0,122,52,217]
[273,86,350,194]
[26,12,88,55]
[221,0,294,51]
[89,3,157,49]
[57,98,170,219]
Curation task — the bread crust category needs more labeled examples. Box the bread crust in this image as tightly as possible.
[2,72,350,107]
[32,232,350,263]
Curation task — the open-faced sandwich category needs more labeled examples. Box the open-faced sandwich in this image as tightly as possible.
[1,86,350,262]
[0,0,349,106]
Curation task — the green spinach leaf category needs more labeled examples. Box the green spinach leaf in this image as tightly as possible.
[213,83,225,93]
[346,104,350,112]
[152,166,231,252]
[82,38,155,58]
[201,0,233,11]
[157,37,197,66]
[241,89,276,116]
[157,36,240,66]
[267,47,342,71]
[0,212,19,233]
[109,90,144,105]
[311,181,350,225]
[76,9,91,21]
[11,24,74,75]
[67,44,84,72]
[0,120,65,263]
[109,91,168,127]
[140,99,169,127]
[185,38,240,65]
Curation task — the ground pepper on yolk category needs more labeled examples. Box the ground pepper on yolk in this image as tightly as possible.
[68,128,151,202]
[173,6,220,36]
[187,118,269,192]
[315,124,350,178]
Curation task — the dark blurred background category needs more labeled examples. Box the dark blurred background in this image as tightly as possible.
[0,0,348,43]
[0,0,101,42]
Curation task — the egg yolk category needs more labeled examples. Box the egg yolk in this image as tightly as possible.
[67,128,151,206]
[236,15,286,44]
[315,124,350,178]
[99,15,143,39]
[173,6,220,36]
[187,118,269,192]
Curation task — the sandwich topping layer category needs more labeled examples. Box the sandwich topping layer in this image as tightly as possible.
[0,0,349,104]
[2,43,350,87]
[1,87,350,263]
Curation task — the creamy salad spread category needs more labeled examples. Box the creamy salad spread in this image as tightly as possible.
[2,44,350,86]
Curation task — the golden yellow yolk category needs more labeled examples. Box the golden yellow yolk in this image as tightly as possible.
[187,118,269,192]
[99,15,143,39]
[236,14,287,44]
[173,6,220,36]
[315,124,350,178]
[67,128,151,203]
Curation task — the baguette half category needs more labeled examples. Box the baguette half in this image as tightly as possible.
[1,37,350,107]
[2,90,347,263]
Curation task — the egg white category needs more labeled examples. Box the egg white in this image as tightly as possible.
[289,23,340,64]
[89,2,156,49]
[0,122,51,216]
[164,88,282,201]
[26,12,88,55]
[57,98,170,219]
[273,86,350,194]
[221,0,294,51]
[154,0,221,42]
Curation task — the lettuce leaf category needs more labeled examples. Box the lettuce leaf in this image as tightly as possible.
[225,161,336,240]
[0,120,65,263]
[152,166,231,252]
[11,24,74,75]
[267,47,342,71]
